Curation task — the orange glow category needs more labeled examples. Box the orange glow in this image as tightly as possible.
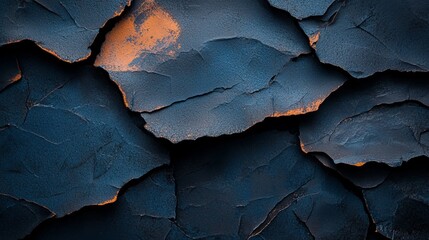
[10,72,21,83]
[309,32,320,49]
[353,162,366,167]
[97,194,118,206]
[300,141,308,153]
[95,0,181,71]
[271,99,324,117]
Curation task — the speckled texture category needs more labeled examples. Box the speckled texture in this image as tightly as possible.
[0,0,130,62]
[300,73,429,167]
[0,45,168,217]
[299,0,429,78]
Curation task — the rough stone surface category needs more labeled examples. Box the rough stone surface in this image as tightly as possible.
[0,44,169,217]
[363,158,429,239]
[174,130,369,239]
[0,194,53,240]
[0,0,130,62]
[300,74,429,167]
[299,0,429,78]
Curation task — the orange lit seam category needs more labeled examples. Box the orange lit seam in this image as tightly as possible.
[353,162,366,167]
[97,194,118,206]
[271,99,325,117]
[309,32,320,49]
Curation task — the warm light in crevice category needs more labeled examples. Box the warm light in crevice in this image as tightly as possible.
[271,99,324,117]
[309,32,320,49]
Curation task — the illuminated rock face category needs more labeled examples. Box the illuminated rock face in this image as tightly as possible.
[1,0,429,239]
[95,0,348,142]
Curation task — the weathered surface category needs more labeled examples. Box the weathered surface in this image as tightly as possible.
[28,169,189,239]
[32,172,185,238]
[363,157,429,239]
[0,0,130,62]
[93,0,349,143]
[0,53,21,91]
[299,0,429,78]
[0,44,169,217]
[95,0,310,71]
[141,54,346,142]
[267,0,336,19]
[0,194,54,240]
[313,153,391,189]
[1,0,428,238]
[300,74,429,167]
[174,130,368,239]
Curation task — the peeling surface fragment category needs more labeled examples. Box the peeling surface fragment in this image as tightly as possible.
[0,0,130,62]
[363,157,429,239]
[299,0,429,78]
[109,51,345,142]
[141,54,345,142]
[0,194,54,240]
[173,130,368,239]
[28,169,188,239]
[0,53,21,91]
[267,0,336,20]
[95,0,310,71]
[0,44,168,217]
[300,74,429,167]
[93,0,335,142]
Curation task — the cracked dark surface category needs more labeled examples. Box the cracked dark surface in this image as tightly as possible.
[173,130,368,239]
[363,157,429,239]
[0,44,169,218]
[140,53,346,142]
[26,168,188,239]
[0,0,130,62]
[299,0,429,78]
[93,0,347,142]
[1,0,428,239]
[0,194,54,240]
[300,74,429,167]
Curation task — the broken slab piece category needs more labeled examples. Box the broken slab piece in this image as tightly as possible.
[0,44,169,217]
[95,0,310,71]
[0,0,130,62]
[0,194,54,240]
[299,73,429,167]
[28,169,189,239]
[140,54,346,142]
[299,0,429,78]
[173,130,369,239]
[94,0,347,143]
[267,0,336,20]
[363,157,429,239]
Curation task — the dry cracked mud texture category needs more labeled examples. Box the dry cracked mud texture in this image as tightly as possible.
[0,0,428,239]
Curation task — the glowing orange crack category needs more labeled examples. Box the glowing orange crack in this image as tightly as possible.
[353,162,366,167]
[309,32,320,49]
[97,194,118,206]
[271,99,325,117]
[95,0,181,71]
